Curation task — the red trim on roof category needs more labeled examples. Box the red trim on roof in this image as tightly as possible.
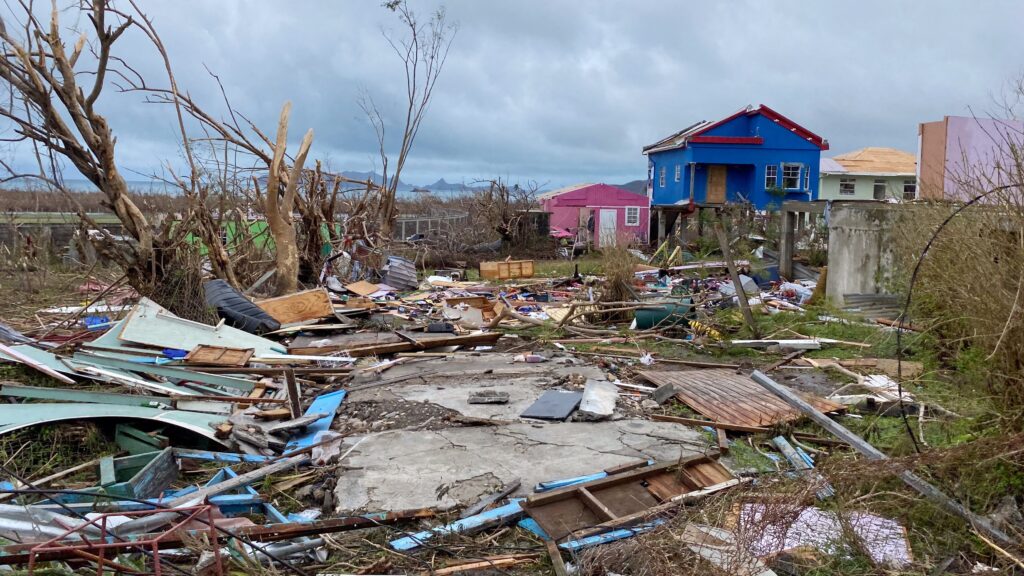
[755,105,829,150]
[690,135,764,145]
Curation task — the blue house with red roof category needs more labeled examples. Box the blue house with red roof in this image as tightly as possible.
[643,105,828,233]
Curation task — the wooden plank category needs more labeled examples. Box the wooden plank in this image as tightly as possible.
[184,345,253,367]
[749,370,1016,549]
[716,428,729,454]
[284,368,301,418]
[578,487,617,521]
[546,539,569,576]
[255,288,335,324]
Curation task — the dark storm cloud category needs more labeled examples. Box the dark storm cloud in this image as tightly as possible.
[13,0,1024,187]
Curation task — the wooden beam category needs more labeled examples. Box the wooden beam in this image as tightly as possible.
[713,222,760,338]
[578,487,617,521]
[750,370,1016,549]
[284,368,301,419]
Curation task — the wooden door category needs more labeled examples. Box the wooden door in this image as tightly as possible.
[598,209,617,247]
[706,165,727,204]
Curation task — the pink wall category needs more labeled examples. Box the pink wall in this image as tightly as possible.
[541,184,649,246]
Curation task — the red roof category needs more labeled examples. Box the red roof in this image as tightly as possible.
[643,104,828,153]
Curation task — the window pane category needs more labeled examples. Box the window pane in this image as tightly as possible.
[783,165,800,189]
[873,179,886,200]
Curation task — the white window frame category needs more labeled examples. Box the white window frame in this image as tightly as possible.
[803,167,810,190]
[674,164,681,182]
[873,179,887,200]
[903,179,917,200]
[764,165,778,189]
[782,163,801,190]
[658,166,666,188]
[624,206,641,227]
[839,177,856,196]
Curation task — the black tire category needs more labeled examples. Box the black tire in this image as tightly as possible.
[203,279,281,334]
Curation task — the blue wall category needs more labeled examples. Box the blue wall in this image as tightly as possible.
[648,112,822,210]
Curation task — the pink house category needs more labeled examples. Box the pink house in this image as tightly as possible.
[538,183,650,248]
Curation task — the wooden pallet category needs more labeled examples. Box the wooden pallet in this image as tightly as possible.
[639,369,845,428]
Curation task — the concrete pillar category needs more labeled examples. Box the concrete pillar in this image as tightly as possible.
[779,209,796,280]
[657,209,666,244]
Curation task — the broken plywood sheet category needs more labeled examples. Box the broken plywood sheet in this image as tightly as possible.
[344,280,380,297]
[255,288,335,325]
[639,369,845,428]
[118,299,283,357]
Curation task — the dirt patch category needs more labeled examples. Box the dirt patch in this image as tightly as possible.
[333,398,461,434]
[766,367,840,397]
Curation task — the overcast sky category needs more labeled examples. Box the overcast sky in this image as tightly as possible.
[10,1,1024,188]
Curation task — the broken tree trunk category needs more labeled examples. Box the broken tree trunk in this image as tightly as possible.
[714,222,760,338]
[263,102,314,296]
[750,370,1016,549]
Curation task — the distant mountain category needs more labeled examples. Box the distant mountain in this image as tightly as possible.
[615,180,648,195]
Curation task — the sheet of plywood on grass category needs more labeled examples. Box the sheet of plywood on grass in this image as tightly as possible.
[638,369,845,428]
[256,289,334,324]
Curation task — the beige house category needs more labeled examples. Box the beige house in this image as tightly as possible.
[818,147,917,201]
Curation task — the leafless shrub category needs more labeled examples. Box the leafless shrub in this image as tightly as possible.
[888,116,1024,420]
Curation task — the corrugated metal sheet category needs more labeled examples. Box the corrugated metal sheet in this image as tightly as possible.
[0,403,227,445]
[383,256,418,291]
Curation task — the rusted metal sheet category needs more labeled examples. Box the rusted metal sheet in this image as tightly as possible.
[639,369,845,428]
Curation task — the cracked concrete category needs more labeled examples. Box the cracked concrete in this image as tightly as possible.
[334,353,716,514]
[347,354,605,421]
[334,419,713,513]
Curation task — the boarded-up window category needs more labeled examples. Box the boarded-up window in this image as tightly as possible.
[839,177,856,196]
[625,207,641,226]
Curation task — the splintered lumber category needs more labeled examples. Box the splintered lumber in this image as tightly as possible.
[255,288,335,325]
[432,555,540,575]
[714,222,760,338]
[750,370,1016,549]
